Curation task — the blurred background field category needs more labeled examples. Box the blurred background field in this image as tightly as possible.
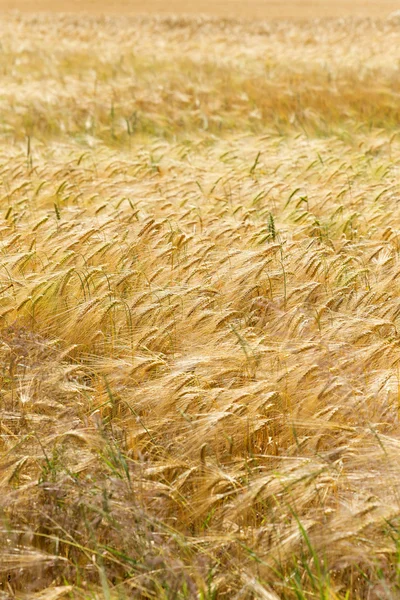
[0,0,399,19]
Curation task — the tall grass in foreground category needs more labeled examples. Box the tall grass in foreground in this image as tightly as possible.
[2,11,400,600]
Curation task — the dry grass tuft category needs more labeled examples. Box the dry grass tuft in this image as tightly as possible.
[2,10,400,600]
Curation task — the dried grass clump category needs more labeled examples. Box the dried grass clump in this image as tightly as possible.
[2,11,400,600]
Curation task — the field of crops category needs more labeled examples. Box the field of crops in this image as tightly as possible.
[2,0,400,19]
[2,8,400,600]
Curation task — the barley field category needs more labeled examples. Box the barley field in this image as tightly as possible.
[1,0,400,19]
[2,6,400,600]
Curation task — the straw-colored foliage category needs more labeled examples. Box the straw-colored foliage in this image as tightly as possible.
[2,11,400,599]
